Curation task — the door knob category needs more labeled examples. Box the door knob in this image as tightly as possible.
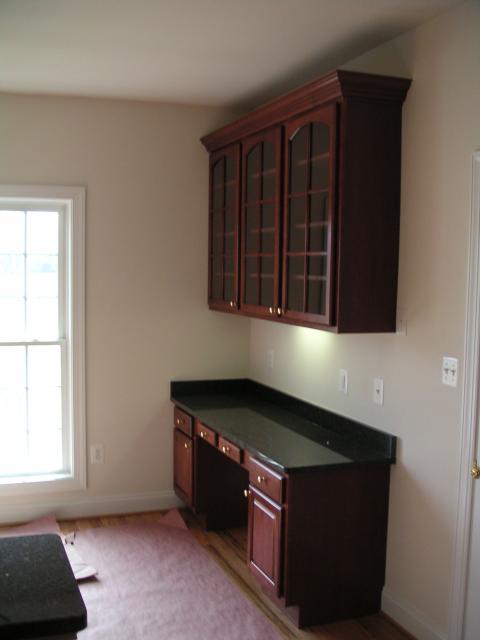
[472,459,480,479]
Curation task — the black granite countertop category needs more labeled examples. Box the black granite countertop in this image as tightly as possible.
[0,534,87,639]
[171,379,396,473]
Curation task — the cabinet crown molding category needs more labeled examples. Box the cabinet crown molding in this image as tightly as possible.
[201,70,411,153]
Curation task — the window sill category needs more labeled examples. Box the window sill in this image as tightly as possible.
[0,472,85,496]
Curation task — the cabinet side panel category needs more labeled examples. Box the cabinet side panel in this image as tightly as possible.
[336,98,403,332]
[285,465,390,622]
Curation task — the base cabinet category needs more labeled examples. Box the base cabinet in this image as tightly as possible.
[172,404,391,628]
[173,428,193,507]
[247,487,283,596]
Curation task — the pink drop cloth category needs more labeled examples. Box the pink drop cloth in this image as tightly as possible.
[75,517,281,639]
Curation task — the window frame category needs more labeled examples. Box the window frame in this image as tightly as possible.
[0,185,86,494]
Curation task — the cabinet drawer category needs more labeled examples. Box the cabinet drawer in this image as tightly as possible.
[218,436,243,464]
[195,421,217,446]
[173,407,193,437]
[247,455,284,504]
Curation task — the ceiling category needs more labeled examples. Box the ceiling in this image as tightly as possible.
[0,0,461,109]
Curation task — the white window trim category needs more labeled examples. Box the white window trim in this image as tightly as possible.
[0,185,86,495]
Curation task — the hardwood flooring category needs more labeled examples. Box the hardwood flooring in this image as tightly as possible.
[58,510,415,640]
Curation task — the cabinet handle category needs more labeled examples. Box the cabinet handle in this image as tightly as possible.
[257,475,266,484]
[276,307,283,317]
[243,489,249,498]
[269,307,273,314]
[229,301,237,309]
[184,442,189,449]
[176,418,181,425]
[222,445,230,454]
[200,431,205,438]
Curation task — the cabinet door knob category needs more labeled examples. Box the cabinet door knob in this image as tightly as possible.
[222,445,230,454]
[184,442,188,449]
[243,489,249,498]
[176,418,181,425]
[257,475,266,484]
[269,307,273,314]
[276,307,282,316]
[200,431,205,438]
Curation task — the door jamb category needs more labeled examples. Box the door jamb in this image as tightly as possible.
[448,150,480,639]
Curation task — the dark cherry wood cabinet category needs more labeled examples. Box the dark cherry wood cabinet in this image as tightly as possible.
[202,70,411,332]
[208,144,241,312]
[173,428,193,507]
[247,487,283,596]
[172,403,391,628]
[241,127,282,318]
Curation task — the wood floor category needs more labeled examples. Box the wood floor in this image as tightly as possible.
[57,509,415,640]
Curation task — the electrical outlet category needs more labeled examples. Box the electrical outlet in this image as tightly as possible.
[267,349,275,370]
[442,357,458,387]
[373,378,384,406]
[90,444,105,464]
[339,369,348,394]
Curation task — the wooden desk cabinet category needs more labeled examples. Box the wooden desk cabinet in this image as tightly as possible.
[172,405,391,628]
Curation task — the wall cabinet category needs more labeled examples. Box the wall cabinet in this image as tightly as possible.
[202,70,411,332]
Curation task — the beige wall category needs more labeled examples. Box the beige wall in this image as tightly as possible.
[249,1,480,637]
[0,93,250,516]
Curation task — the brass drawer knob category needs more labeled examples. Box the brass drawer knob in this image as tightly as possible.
[269,307,273,314]
[184,442,188,449]
[222,445,230,454]
[257,475,266,484]
[200,431,205,438]
[276,307,283,317]
[243,489,249,498]
[176,418,181,425]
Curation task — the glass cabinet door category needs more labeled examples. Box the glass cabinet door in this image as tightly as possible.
[240,128,281,317]
[208,144,240,311]
[282,105,336,325]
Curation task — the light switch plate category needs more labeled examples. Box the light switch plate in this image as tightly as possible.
[90,444,105,464]
[442,357,458,387]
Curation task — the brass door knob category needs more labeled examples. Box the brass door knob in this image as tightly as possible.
[472,460,480,479]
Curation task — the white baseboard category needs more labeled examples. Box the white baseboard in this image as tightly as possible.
[382,589,447,640]
[0,490,183,525]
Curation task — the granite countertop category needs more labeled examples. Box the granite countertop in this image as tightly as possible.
[171,379,396,473]
[0,534,87,639]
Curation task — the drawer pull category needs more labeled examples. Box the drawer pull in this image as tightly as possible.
[243,489,249,498]
[184,442,190,449]
[257,475,266,484]
[200,431,205,438]
[222,445,230,454]
[176,418,181,425]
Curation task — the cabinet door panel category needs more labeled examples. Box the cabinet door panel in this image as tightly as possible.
[282,105,336,326]
[173,428,193,507]
[208,144,240,312]
[240,128,281,318]
[248,487,283,595]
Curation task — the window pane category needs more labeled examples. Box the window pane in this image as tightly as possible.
[0,346,26,388]
[27,211,58,254]
[27,255,58,298]
[27,298,59,339]
[0,211,25,253]
[0,299,25,340]
[28,430,63,474]
[0,255,25,297]
[28,388,62,433]
[28,345,62,388]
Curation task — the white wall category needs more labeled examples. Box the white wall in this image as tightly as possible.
[249,2,480,639]
[0,93,250,519]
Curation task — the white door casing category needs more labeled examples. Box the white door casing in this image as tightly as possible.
[449,151,480,640]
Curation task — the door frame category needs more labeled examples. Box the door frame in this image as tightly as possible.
[449,150,480,639]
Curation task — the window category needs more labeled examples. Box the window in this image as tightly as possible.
[0,186,85,492]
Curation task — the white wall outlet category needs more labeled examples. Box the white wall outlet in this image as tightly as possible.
[90,444,105,464]
[396,307,407,336]
[442,357,458,387]
[339,369,348,394]
[373,378,384,406]
[267,349,275,370]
